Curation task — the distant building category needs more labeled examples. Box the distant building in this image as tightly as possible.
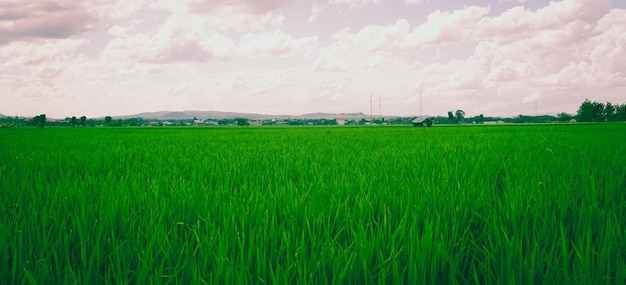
[336,118,346,126]
[411,116,433,127]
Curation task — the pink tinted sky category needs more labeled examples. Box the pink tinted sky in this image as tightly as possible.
[1,0,625,118]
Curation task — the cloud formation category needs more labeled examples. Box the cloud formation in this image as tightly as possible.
[1,0,625,118]
[185,0,296,14]
[0,1,99,44]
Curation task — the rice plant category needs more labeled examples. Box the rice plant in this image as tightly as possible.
[1,124,625,284]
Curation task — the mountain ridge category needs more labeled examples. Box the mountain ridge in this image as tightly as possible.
[111,110,385,120]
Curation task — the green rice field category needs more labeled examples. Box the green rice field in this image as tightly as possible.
[1,124,625,284]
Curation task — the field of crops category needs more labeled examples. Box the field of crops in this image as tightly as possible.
[1,124,625,284]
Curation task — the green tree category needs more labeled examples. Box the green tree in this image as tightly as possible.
[617,104,626,121]
[557,112,573,122]
[32,114,46,128]
[125,118,142,126]
[80,116,87,126]
[474,114,485,124]
[235,118,250,126]
[576,99,593,122]
[455,110,465,122]
[70,116,77,126]
[447,111,454,123]
[577,99,605,122]
[604,102,617,122]
[105,116,112,126]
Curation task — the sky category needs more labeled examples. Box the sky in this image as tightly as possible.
[1,0,625,118]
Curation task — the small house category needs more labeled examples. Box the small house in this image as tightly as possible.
[411,116,433,127]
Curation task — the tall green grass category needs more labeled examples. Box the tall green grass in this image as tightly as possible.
[1,124,625,284]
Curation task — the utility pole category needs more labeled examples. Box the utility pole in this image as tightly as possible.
[370,94,373,121]
[419,89,423,116]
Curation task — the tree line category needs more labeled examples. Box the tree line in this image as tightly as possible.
[441,99,626,124]
[574,99,626,122]
[2,99,625,128]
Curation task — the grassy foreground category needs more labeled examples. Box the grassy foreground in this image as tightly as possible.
[1,124,625,284]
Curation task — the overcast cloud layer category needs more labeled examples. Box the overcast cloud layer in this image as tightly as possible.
[1,0,625,118]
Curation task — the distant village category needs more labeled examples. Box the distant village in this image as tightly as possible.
[1,98,624,128]
[0,113,587,128]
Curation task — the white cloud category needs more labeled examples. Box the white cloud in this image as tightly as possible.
[2,0,626,118]
[308,3,324,23]
[319,0,612,52]
[476,0,611,41]
[148,0,288,32]
[0,38,88,84]
[404,0,429,5]
[309,0,382,23]
[497,0,527,3]
[327,0,382,8]
[587,9,626,74]
[0,1,97,44]
[306,1,624,115]
[98,0,154,19]
[238,30,318,58]
[184,0,297,14]
[101,14,237,64]
[314,6,490,58]
[101,12,317,64]
[407,6,490,46]
[0,0,158,44]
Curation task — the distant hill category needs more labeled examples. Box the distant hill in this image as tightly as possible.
[113,110,381,120]
[297,112,371,119]
[114,110,277,120]
[0,113,5,118]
